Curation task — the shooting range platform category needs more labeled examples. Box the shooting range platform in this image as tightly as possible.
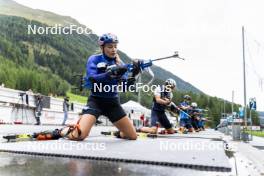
[0,125,232,173]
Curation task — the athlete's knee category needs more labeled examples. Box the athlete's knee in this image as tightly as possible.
[128,133,137,140]
[62,123,83,140]
[71,134,87,141]
[119,131,137,140]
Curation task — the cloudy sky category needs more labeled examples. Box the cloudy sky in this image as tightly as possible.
[15,0,264,111]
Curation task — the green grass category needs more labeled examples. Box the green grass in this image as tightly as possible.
[246,130,264,137]
[66,92,87,104]
[58,92,87,104]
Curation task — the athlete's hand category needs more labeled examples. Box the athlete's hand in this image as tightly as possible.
[132,59,143,77]
[164,98,171,105]
[107,64,128,79]
[182,105,191,110]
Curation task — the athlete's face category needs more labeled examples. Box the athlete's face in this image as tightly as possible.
[102,43,118,59]
[165,85,175,92]
[184,99,191,103]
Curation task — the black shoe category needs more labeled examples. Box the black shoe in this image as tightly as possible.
[135,128,141,132]
[95,120,103,125]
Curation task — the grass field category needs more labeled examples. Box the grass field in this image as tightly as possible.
[58,92,87,104]
[246,130,264,137]
[66,92,87,104]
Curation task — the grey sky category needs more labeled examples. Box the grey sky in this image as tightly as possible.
[15,0,264,110]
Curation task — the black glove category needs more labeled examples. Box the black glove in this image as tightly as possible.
[132,59,143,77]
[107,64,128,79]
[127,77,136,85]
[169,102,179,113]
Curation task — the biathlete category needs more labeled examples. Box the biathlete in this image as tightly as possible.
[139,78,177,134]
[36,33,141,141]
[178,95,195,133]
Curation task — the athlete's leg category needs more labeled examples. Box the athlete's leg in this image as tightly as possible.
[113,116,137,140]
[139,110,158,134]
[60,114,96,141]
[178,119,187,133]
[186,118,195,132]
[140,126,158,134]
[158,112,176,134]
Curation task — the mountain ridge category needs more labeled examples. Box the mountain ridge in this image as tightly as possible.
[0,0,203,94]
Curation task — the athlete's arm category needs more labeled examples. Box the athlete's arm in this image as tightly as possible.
[154,95,171,105]
[86,57,110,82]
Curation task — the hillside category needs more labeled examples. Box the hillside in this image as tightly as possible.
[0,0,88,28]
[0,0,203,94]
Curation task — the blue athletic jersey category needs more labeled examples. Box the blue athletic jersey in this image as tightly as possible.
[85,54,128,98]
[179,101,190,119]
